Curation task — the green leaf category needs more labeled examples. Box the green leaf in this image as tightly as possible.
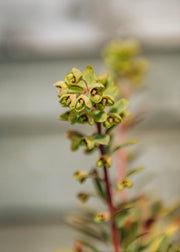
[77,240,100,252]
[104,77,114,89]
[103,86,118,98]
[69,83,84,93]
[113,207,132,219]
[68,111,79,124]
[110,98,129,114]
[66,131,83,151]
[93,134,110,145]
[58,110,70,121]
[67,215,108,242]
[81,134,110,151]
[126,167,144,178]
[138,240,153,251]
[114,208,131,228]
[92,169,106,199]
[112,139,137,153]
[83,65,95,87]
[92,110,107,122]
[156,235,169,252]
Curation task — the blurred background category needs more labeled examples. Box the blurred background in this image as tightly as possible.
[0,0,180,251]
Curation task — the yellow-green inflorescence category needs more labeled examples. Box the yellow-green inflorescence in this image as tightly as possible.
[103,40,148,86]
[54,65,129,155]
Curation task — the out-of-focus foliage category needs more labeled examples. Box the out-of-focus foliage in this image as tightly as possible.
[103,40,148,89]
[68,197,180,252]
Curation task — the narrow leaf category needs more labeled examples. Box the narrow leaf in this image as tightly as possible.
[92,169,106,199]
[126,167,144,178]
[110,98,129,114]
[83,65,95,86]
[112,139,137,153]
[78,240,100,252]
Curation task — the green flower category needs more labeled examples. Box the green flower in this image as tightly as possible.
[103,113,121,129]
[59,94,76,109]
[94,212,109,223]
[75,95,92,112]
[96,155,112,168]
[98,95,115,110]
[64,68,82,85]
[66,130,83,150]
[81,136,95,151]
[53,81,69,97]
[77,112,94,125]
[89,83,104,103]
[73,171,89,184]
[77,192,90,203]
[92,110,107,123]
[117,179,133,191]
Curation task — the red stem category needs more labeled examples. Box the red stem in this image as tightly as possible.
[96,123,121,252]
[115,124,127,202]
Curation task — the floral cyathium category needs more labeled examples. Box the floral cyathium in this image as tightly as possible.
[54,65,129,129]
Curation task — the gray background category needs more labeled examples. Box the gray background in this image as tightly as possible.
[0,1,180,251]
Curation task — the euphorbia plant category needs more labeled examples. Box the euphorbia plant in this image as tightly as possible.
[54,65,180,252]
[54,65,135,252]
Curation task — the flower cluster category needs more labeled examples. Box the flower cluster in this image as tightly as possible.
[54,66,129,157]
[54,65,129,127]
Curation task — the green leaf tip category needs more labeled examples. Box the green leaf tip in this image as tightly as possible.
[112,139,137,153]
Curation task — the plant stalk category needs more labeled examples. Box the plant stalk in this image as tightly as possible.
[96,122,121,252]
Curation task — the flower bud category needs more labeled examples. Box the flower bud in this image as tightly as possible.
[65,68,82,85]
[103,113,121,129]
[59,94,76,109]
[96,155,112,168]
[73,171,88,183]
[89,83,104,103]
[53,81,69,97]
[94,212,109,223]
[117,179,133,191]
[77,192,90,203]
[98,95,115,110]
[75,95,92,112]
[77,112,94,125]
